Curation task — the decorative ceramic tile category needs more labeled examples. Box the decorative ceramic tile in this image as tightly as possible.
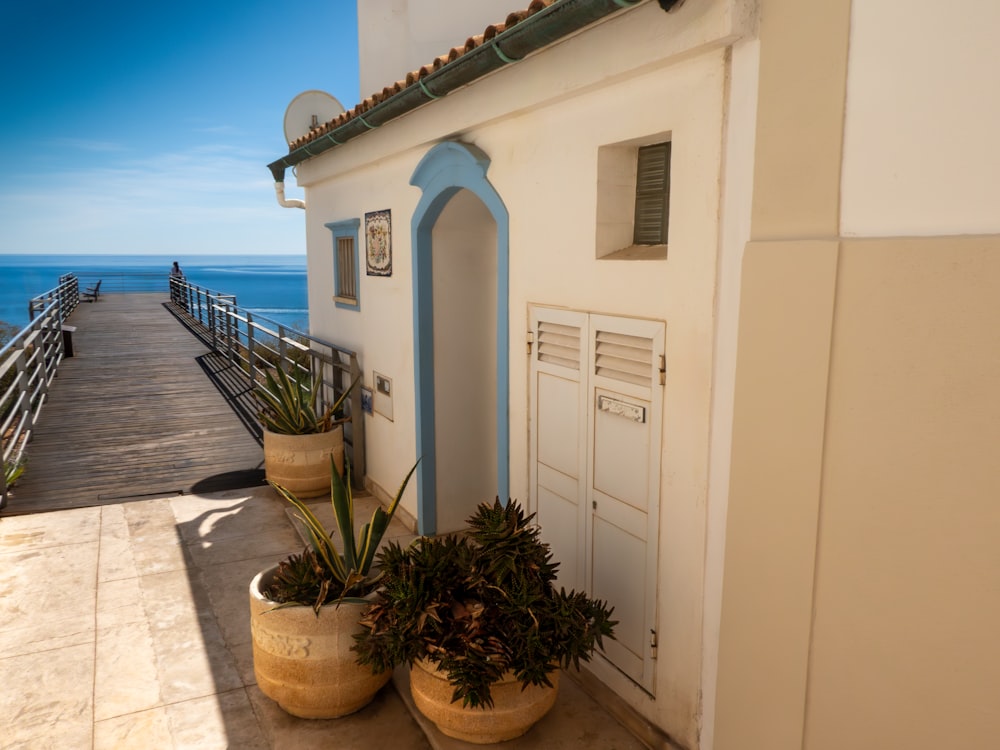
[365,209,392,276]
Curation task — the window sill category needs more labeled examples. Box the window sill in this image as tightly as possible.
[334,296,359,311]
[599,244,668,261]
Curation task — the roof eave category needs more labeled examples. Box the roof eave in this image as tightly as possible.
[267,0,665,182]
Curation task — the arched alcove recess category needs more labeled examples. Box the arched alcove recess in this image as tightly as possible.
[409,141,510,534]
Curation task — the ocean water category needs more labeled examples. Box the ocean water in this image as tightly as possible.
[0,254,308,333]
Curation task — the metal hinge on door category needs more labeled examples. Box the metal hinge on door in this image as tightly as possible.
[650,628,658,658]
[659,355,666,385]
[526,331,534,355]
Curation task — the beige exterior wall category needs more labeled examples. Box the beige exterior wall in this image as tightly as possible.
[297,2,753,745]
[840,1,1000,236]
[715,1,1000,749]
[807,235,1000,749]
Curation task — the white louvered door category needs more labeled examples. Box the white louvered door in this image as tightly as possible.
[586,314,663,692]
[529,307,588,592]
[529,306,664,693]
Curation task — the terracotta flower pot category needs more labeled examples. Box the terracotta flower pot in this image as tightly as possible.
[249,566,389,719]
[262,425,344,498]
[409,658,559,744]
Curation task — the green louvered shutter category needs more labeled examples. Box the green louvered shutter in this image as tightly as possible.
[632,142,671,246]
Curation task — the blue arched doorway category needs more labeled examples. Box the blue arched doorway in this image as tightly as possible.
[410,142,509,534]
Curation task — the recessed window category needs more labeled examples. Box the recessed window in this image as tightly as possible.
[325,218,360,310]
[595,135,671,260]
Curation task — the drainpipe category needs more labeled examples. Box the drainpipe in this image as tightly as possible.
[273,180,305,209]
[267,0,680,182]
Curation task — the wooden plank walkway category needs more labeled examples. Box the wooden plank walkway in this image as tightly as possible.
[5,293,265,515]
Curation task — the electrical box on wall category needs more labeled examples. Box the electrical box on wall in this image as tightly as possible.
[373,371,393,421]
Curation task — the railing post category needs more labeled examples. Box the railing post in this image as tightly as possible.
[227,297,238,362]
[14,333,34,440]
[278,325,288,372]
[56,283,65,326]
[216,299,227,358]
[39,317,54,398]
[208,294,218,350]
[349,354,366,489]
[225,300,235,361]
[247,311,257,386]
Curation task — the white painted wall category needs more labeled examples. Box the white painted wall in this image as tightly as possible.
[431,189,498,532]
[841,1,1000,237]
[295,1,752,744]
[483,48,726,747]
[303,154,426,519]
[357,0,514,97]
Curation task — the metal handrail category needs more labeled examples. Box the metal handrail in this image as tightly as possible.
[29,275,80,323]
[65,271,168,294]
[2,280,78,508]
[168,277,366,484]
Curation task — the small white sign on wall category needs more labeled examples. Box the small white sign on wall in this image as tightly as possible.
[373,371,393,421]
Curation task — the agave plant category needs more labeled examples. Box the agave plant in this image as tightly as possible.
[269,454,420,613]
[256,366,359,435]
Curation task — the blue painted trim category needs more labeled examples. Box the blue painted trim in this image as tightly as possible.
[325,218,361,312]
[409,142,510,534]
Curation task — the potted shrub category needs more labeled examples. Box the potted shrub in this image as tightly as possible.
[249,455,419,718]
[353,499,617,744]
[256,366,358,497]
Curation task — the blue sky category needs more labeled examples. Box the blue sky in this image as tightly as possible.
[0,1,360,256]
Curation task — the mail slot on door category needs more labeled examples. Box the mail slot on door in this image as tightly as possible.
[597,395,645,424]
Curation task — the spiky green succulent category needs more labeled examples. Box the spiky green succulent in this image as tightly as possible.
[353,499,617,710]
[256,366,359,435]
[263,548,335,614]
[3,459,24,487]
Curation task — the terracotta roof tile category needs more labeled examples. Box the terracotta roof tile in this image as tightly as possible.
[286,0,558,151]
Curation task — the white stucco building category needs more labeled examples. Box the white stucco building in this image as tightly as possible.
[267,2,1000,748]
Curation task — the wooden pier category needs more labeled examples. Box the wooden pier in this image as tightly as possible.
[5,293,265,514]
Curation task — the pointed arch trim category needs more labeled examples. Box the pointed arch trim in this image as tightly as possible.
[409,141,510,534]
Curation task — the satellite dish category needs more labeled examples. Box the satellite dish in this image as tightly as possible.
[283,90,345,143]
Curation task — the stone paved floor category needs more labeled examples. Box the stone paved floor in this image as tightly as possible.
[0,485,647,749]
[0,486,429,749]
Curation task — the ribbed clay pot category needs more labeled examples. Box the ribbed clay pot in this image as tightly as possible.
[249,566,389,719]
[262,426,344,498]
[409,658,559,743]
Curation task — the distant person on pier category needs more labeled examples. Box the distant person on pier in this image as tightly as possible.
[170,261,184,279]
